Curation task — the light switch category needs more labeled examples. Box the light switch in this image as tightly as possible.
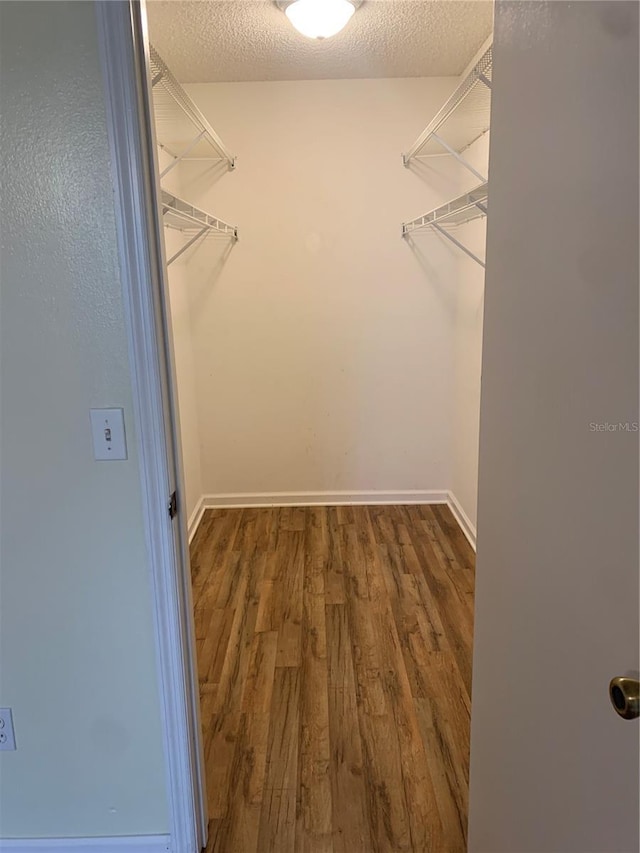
[90,408,127,461]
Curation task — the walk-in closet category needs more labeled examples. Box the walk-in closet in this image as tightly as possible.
[147,2,492,849]
[2,0,636,847]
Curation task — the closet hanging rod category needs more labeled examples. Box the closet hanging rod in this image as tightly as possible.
[161,190,238,265]
[402,35,492,180]
[150,44,236,173]
[402,183,488,268]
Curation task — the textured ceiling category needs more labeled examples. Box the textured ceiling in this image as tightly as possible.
[147,0,493,83]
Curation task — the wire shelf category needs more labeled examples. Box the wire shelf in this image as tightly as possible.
[150,44,235,173]
[403,36,492,174]
[403,183,488,233]
[161,190,238,264]
[402,184,488,267]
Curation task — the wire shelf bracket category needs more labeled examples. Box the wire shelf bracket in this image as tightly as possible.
[150,44,236,175]
[402,35,492,181]
[161,190,238,265]
[402,183,488,268]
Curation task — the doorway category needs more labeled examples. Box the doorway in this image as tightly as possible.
[100,4,637,851]
[142,2,490,850]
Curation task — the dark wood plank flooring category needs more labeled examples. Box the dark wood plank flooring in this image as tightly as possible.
[190,504,474,853]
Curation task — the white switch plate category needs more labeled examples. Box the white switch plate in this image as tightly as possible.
[0,708,16,750]
[90,408,127,461]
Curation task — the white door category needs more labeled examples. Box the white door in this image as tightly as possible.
[469,2,639,851]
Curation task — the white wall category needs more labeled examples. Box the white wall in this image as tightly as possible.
[451,132,490,533]
[0,1,168,838]
[157,149,204,522]
[173,77,466,499]
[469,2,639,850]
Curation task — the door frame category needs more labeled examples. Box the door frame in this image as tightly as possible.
[95,2,206,851]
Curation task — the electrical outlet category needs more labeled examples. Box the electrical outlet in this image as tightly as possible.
[0,708,16,750]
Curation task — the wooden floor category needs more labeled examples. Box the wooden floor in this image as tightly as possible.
[190,504,474,853]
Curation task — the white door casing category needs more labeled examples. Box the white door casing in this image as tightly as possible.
[96,2,207,850]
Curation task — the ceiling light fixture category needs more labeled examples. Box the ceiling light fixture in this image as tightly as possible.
[277,0,361,40]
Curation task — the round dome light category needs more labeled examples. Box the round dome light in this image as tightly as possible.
[284,0,357,40]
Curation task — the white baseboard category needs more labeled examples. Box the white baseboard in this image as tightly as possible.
[187,490,447,539]
[187,497,206,544]
[447,491,477,551]
[187,490,477,553]
[0,836,171,852]
[200,490,448,511]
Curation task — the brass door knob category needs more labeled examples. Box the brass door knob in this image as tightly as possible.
[609,677,640,720]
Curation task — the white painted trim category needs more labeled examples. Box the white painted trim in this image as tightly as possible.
[447,491,477,551]
[186,490,478,552]
[96,3,204,852]
[0,837,170,852]
[187,492,450,542]
[187,497,206,543]
[199,490,449,509]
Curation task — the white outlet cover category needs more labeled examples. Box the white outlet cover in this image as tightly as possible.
[0,708,16,750]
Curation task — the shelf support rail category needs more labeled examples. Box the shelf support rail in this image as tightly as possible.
[167,227,209,266]
[160,131,208,178]
[431,223,485,268]
[429,133,487,183]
